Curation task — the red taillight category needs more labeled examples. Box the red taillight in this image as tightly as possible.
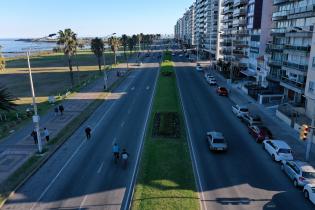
[299,177,305,182]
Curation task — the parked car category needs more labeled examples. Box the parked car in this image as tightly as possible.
[232,104,249,118]
[216,87,228,96]
[281,160,315,187]
[241,113,262,126]
[196,63,203,71]
[262,140,294,162]
[204,73,213,80]
[208,78,217,85]
[206,131,228,151]
[248,125,273,143]
[304,183,315,205]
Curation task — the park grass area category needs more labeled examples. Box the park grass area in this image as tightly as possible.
[0,50,135,139]
[132,51,199,210]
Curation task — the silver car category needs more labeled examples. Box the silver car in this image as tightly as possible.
[281,160,315,187]
[206,131,228,152]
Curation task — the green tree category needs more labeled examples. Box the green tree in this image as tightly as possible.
[120,34,129,68]
[108,36,120,65]
[57,28,78,87]
[128,37,135,53]
[90,37,104,73]
[0,85,16,111]
[0,45,5,71]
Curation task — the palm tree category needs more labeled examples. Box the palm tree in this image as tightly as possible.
[90,37,104,73]
[57,28,78,87]
[120,34,129,68]
[0,85,16,111]
[108,36,120,65]
[0,45,5,71]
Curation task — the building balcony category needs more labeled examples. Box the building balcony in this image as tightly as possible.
[282,61,308,73]
[220,41,232,46]
[284,45,311,52]
[233,29,248,35]
[233,40,248,47]
[222,7,234,15]
[232,19,247,27]
[272,10,289,21]
[220,49,233,55]
[266,43,284,53]
[222,0,234,7]
[273,0,289,5]
[233,8,247,17]
[280,77,305,93]
[234,0,248,7]
[268,59,282,67]
[233,49,247,57]
[271,28,286,36]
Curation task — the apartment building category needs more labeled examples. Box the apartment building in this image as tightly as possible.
[174,4,195,47]
[269,0,315,104]
[208,0,223,60]
[195,0,208,54]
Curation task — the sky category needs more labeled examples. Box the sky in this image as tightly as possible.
[1,0,193,38]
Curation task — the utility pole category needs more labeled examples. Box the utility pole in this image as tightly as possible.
[306,118,315,162]
[27,51,42,153]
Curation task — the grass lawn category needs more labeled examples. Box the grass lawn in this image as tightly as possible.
[132,52,200,210]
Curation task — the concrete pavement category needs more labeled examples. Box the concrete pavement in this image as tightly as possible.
[2,51,160,210]
[174,57,314,210]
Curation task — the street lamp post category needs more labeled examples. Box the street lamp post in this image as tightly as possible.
[27,51,42,153]
[102,33,116,90]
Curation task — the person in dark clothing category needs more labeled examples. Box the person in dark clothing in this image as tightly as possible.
[31,129,38,144]
[85,127,92,139]
[54,107,59,116]
[58,105,64,115]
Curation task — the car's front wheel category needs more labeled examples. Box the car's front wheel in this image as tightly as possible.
[272,154,276,161]
[293,179,299,188]
[304,190,309,199]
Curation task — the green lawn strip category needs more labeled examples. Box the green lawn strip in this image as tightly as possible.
[132,52,200,210]
[0,70,131,207]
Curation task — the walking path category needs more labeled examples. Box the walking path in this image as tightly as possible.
[0,59,137,184]
[206,65,315,166]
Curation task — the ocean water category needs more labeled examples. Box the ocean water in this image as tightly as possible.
[0,39,57,57]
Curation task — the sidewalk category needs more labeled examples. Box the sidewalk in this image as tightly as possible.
[0,64,131,184]
[209,67,315,166]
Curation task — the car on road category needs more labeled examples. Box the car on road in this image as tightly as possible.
[304,183,315,205]
[281,160,315,187]
[206,131,228,151]
[248,125,273,143]
[216,86,228,96]
[208,78,217,85]
[262,140,293,162]
[196,63,203,71]
[241,113,262,126]
[179,54,183,57]
[232,104,249,118]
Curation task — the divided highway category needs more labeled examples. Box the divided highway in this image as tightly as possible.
[2,53,160,210]
[174,58,314,210]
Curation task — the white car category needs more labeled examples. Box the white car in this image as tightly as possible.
[232,104,249,118]
[206,131,228,151]
[304,183,315,205]
[207,78,217,85]
[196,64,203,71]
[262,140,293,162]
[281,160,315,187]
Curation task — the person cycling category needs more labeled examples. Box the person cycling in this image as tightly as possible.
[112,143,120,163]
[121,149,129,168]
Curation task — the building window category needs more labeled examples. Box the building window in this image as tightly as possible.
[309,81,315,93]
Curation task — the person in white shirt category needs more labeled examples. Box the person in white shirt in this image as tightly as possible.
[44,128,50,142]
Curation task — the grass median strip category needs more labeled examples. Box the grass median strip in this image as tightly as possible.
[132,52,200,210]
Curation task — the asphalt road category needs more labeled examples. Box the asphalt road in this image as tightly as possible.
[174,57,314,210]
[2,52,160,210]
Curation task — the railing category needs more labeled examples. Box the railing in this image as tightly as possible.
[282,61,308,72]
[284,45,311,52]
[280,76,305,89]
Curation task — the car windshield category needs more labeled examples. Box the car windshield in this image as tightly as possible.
[302,172,315,179]
[278,148,291,154]
[213,138,225,144]
[240,108,248,112]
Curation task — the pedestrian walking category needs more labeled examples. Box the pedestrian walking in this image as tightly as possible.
[59,104,64,116]
[44,127,50,142]
[85,126,92,140]
[54,106,59,116]
[31,129,38,144]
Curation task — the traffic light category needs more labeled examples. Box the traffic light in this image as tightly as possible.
[300,124,309,141]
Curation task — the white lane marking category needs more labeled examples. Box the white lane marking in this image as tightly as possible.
[146,86,150,90]
[121,121,125,127]
[124,67,159,210]
[79,195,88,210]
[31,72,135,209]
[175,68,208,210]
[97,162,104,174]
